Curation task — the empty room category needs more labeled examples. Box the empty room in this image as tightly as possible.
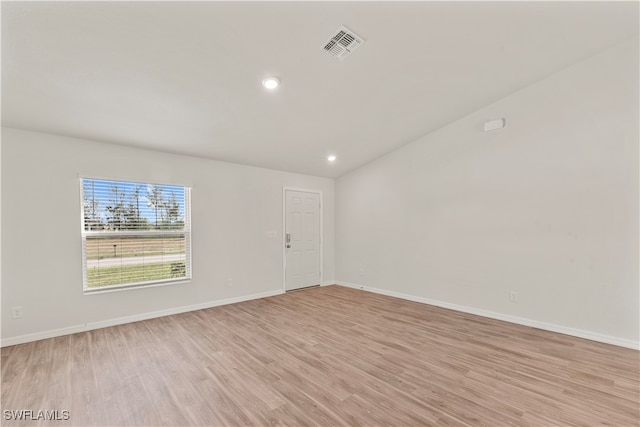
[1,1,638,426]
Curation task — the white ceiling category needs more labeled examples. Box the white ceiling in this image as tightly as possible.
[2,1,638,178]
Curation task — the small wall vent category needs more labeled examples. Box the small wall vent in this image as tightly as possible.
[322,26,365,62]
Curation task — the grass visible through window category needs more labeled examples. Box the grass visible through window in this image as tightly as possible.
[87,261,186,288]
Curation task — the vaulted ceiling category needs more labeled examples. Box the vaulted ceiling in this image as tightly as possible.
[2,2,638,177]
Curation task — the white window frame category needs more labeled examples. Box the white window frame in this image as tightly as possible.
[80,177,192,294]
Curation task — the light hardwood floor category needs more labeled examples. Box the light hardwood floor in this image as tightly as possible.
[2,285,638,426]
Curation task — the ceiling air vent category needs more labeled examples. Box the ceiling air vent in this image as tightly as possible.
[322,26,365,62]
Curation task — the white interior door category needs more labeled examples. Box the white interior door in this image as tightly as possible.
[285,190,321,291]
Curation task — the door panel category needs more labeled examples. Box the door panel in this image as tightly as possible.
[285,190,320,291]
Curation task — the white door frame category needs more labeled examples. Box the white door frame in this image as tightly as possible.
[282,187,323,292]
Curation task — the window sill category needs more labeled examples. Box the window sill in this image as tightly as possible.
[83,278,191,295]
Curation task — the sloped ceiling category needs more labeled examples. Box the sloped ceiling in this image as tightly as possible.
[2,1,638,177]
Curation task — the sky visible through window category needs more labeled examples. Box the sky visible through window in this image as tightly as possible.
[82,178,185,231]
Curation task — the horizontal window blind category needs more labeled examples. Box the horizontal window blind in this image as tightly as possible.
[81,178,191,292]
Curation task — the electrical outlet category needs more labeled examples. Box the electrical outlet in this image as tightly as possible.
[11,306,23,319]
[227,278,233,287]
[359,268,365,277]
[509,291,518,302]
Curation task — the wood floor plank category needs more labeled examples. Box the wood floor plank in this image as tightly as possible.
[1,285,638,426]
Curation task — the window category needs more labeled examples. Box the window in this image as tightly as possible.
[80,178,191,293]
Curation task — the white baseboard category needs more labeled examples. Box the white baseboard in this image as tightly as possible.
[6,283,637,351]
[335,281,639,350]
[1,289,284,347]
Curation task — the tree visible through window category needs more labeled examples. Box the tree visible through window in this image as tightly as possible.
[81,178,191,292]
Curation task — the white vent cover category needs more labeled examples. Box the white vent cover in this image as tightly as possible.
[322,26,365,61]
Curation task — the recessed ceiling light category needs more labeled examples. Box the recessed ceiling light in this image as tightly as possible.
[262,77,280,89]
[327,155,337,162]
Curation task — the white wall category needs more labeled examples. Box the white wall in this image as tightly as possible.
[336,38,639,347]
[1,128,335,343]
